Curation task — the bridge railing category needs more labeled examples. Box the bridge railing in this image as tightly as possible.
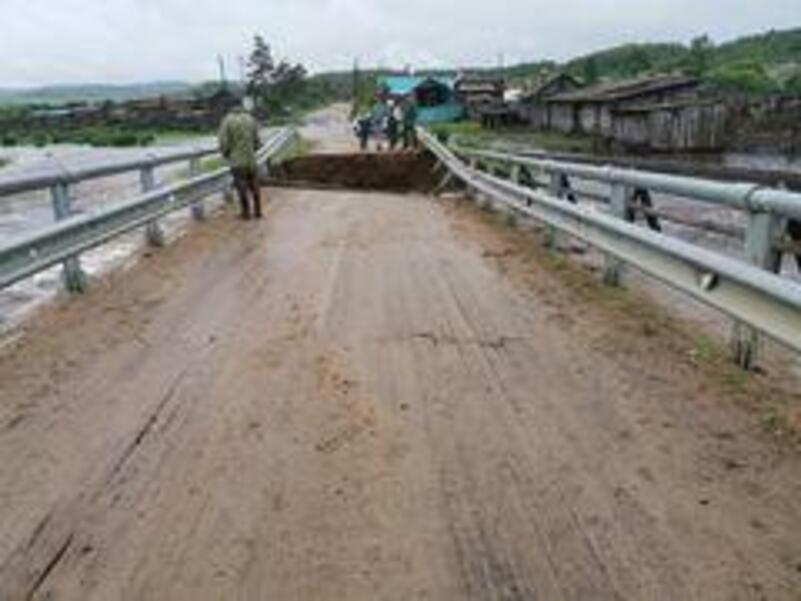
[0,127,297,294]
[419,128,801,369]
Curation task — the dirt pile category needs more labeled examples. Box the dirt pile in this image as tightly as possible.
[276,152,440,192]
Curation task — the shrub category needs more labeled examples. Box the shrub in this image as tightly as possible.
[706,60,781,94]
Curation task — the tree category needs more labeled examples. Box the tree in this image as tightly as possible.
[244,35,310,117]
[582,56,599,85]
[247,34,275,101]
[706,60,780,94]
[687,34,714,76]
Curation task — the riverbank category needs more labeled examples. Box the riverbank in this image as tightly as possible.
[432,122,801,178]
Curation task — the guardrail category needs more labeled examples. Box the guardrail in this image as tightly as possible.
[0,127,297,294]
[420,128,801,369]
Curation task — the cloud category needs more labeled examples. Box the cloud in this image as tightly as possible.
[0,0,798,86]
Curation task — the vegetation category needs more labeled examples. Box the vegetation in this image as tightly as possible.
[0,125,208,148]
[430,122,596,154]
[553,28,801,94]
[244,35,349,123]
[706,60,781,94]
[0,82,194,106]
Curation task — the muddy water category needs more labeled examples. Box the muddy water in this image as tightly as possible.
[0,139,218,326]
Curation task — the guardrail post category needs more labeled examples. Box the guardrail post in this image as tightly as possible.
[140,164,165,247]
[603,182,631,286]
[731,210,784,369]
[189,157,206,221]
[467,158,479,199]
[49,181,87,293]
[543,173,561,248]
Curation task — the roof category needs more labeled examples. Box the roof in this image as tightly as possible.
[455,77,504,93]
[524,73,580,100]
[548,75,700,104]
[378,75,456,96]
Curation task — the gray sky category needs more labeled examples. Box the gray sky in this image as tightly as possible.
[1,0,798,87]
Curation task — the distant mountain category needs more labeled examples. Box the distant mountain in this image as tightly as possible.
[0,81,197,106]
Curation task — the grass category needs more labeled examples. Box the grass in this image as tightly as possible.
[458,195,801,446]
[429,120,599,155]
[198,156,226,174]
[280,135,313,161]
[0,158,8,170]
[0,125,214,149]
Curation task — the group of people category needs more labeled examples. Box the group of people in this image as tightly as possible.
[217,95,423,222]
[354,100,418,152]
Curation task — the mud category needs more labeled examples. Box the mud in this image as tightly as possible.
[277,152,440,192]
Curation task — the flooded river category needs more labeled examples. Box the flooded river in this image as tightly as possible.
[0,139,220,326]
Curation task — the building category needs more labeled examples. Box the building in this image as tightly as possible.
[454,76,505,119]
[376,75,464,124]
[545,75,701,136]
[517,73,581,128]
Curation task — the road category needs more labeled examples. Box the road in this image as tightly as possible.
[0,109,800,600]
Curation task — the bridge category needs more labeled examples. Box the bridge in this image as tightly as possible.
[0,106,799,599]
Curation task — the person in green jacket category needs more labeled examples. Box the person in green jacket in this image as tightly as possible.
[218,97,262,219]
[402,100,418,151]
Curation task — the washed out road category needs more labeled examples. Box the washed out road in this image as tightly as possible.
[0,107,799,600]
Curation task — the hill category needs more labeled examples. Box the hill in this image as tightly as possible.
[0,81,196,106]
[519,27,801,93]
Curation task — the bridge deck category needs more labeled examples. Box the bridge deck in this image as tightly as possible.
[0,105,800,600]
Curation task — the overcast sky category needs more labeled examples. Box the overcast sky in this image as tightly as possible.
[1,0,798,87]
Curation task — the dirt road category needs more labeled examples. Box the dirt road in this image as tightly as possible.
[0,116,800,600]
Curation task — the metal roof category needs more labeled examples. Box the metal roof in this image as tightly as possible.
[378,75,456,95]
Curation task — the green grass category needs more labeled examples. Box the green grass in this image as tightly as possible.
[198,156,226,174]
[437,122,598,155]
[280,135,313,161]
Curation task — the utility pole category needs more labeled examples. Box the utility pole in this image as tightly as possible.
[352,58,360,117]
[218,54,228,89]
[238,55,246,87]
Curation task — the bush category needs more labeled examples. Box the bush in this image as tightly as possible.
[784,72,801,95]
[706,60,781,94]
[1,133,18,146]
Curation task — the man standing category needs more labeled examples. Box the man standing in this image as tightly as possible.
[402,100,418,151]
[218,97,262,219]
[386,110,400,151]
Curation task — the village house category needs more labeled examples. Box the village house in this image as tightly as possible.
[610,99,732,152]
[10,86,241,134]
[454,76,505,119]
[377,75,464,124]
[516,73,581,128]
[545,74,701,137]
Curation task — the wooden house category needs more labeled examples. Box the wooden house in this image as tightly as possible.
[517,73,581,128]
[454,76,505,119]
[545,75,701,136]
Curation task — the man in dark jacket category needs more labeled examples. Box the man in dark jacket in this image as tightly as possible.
[218,97,262,219]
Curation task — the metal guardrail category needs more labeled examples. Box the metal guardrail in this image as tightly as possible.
[0,143,219,198]
[453,146,801,220]
[0,127,297,293]
[420,128,801,368]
